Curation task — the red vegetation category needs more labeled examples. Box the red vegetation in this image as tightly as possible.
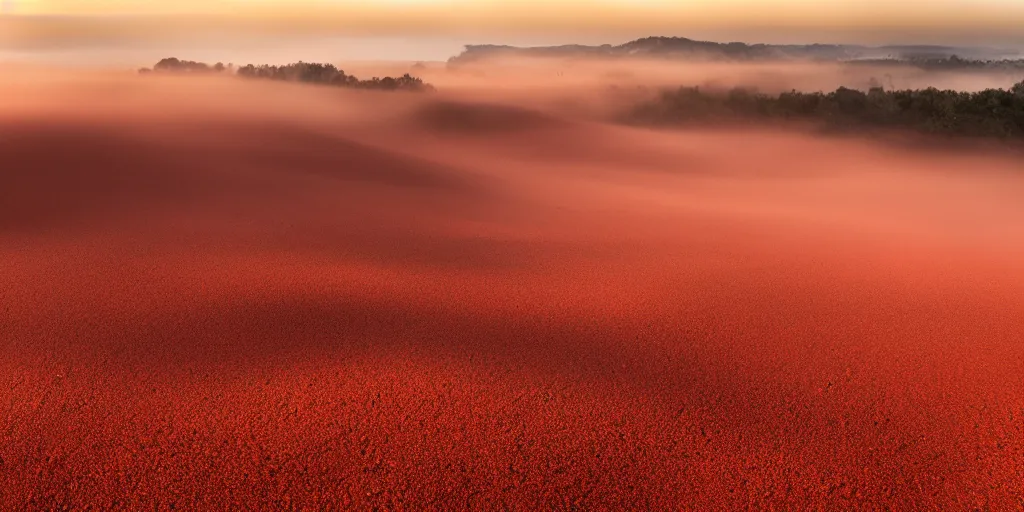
[1,75,1022,509]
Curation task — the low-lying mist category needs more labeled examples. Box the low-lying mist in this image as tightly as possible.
[419,56,1023,92]
[1,66,1022,509]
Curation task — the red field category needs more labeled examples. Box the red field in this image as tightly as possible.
[1,75,1023,509]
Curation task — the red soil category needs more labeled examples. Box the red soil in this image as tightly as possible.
[1,76,1023,509]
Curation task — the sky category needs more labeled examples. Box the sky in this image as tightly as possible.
[2,0,1023,63]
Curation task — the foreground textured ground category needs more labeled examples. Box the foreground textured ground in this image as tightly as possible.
[1,75,1023,509]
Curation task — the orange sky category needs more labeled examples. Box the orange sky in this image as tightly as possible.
[2,0,1023,57]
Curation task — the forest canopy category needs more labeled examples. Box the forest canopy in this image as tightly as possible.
[139,58,433,92]
[627,80,1024,139]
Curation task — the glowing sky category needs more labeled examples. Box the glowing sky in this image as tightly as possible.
[2,0,1023,60]
[9,0,1022,25]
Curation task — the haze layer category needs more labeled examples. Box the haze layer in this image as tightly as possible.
[1,71,1022,509]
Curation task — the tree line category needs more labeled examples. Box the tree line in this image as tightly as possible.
[139,58,433,92]
[848,55,1024,72]
[625,81,1024,139]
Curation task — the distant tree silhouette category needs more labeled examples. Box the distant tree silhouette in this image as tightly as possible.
[628,80,1024,139]
[152,58,215,73]
[140,58,434,92]
[849,56,1024,72]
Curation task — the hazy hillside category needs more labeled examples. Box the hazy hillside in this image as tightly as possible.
[448,36,1021,66]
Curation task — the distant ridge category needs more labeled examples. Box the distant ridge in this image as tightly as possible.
[447,36,1020,66]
